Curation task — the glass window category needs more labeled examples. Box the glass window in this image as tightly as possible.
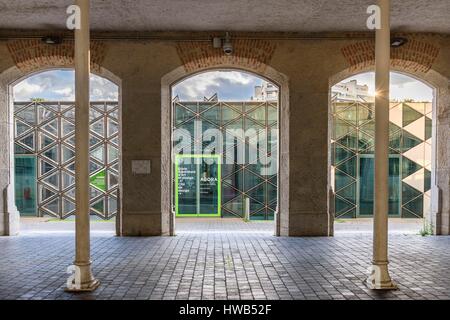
[331,72,433,218]
[13,101,120,219]
[172,71,279,220]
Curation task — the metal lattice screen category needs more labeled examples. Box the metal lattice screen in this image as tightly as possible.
[331,95,432,219]
[14,101,120,219]
[173,101,278,220]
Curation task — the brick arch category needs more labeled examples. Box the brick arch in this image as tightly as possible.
[341,38,440,74]
[176,39,277,74]
[7,39,106,74]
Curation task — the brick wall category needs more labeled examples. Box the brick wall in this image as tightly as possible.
[7,39,106,73]
[176,39,276,73]
[341,38,440,73]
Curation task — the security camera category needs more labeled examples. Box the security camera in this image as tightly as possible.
[223,42,233,55]
[223,32,233,55]
[212,32,233,55]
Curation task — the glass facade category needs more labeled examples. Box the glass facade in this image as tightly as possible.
[331,97,433,218]
[14,101,120,219]
[14,155,37,215]
[175,154,221,216]
[173,101,278,220]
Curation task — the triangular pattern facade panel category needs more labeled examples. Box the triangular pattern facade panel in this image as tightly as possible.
[332,97,432,219]
[13,101,120,219]
[173,101,278,220]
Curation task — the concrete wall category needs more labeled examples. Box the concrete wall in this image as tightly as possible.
[0,33,449,236]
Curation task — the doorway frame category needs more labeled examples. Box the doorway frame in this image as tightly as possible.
[329,67,449,233]
[0,65,122,236]
[161,65,290,236]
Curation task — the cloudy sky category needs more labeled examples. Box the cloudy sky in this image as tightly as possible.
[173,71,266,101]
[13,70,119,101]
[14,69,433,103]
[343,72,433,102]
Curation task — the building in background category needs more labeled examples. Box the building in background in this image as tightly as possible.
[332,79,374,102]
[252,82,279,102]
[13,101,120,219]
[173,79,279,220]
[331,76,432,219]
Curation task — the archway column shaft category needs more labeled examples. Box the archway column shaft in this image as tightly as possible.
[367,0,396,290]
[67,0,99,292]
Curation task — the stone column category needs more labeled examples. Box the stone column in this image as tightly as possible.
[366,0,396,290]
[0,67,21,237]
[66,0,99,291]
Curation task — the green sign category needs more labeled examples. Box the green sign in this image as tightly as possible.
[90,169,106,192]
[175,154,221,217]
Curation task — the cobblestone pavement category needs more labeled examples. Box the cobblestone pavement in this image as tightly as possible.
[333,218,423,235]
[18,217,423,235]
[1,220,448,300]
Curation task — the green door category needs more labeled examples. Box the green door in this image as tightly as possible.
[358,155,401,216]
[15,155,37,216]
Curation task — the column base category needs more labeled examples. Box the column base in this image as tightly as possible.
[1,184,21,236]
[365,278,397,290]
[365,263,397,290]
[65,262,100,292]
[65,278,100,293]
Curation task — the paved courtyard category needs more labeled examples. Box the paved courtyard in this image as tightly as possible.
[18,217,424,235]
[0,218,448,300]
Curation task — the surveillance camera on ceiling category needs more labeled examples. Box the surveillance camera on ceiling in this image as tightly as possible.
[223,42,233,55]
[212,32,233,55]
[222,32,233,55]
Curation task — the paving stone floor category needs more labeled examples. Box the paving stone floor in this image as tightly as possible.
[0,220,448,300]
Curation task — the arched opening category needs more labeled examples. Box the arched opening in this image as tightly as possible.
[166,68,286,235]
[10,68,121,235]
[330,71,435,235]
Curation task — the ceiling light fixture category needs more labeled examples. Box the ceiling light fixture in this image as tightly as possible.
[41,36,63,45]
[390,37,408,48]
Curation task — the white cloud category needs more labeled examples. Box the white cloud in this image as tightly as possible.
[90,75,119,101]
[13,82,44,100]
[173,71,263,101]
[13,70,119,102]
[54,87,74,99]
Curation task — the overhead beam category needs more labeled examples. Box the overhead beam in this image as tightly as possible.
[0,30,382,41]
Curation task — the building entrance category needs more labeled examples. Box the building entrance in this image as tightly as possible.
[172,71,279,220]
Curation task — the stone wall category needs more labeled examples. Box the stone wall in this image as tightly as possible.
[0,33,449,236]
